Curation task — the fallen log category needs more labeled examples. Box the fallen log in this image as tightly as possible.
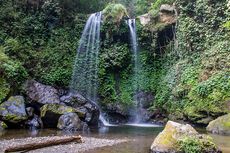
[4,135,83,153]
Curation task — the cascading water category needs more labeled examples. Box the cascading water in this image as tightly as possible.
[127,19,160,127]
[71,12,112,126]
[71,12,101,101]
[127,19,142,123]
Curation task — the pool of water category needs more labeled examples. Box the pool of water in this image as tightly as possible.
[0,125,230,153]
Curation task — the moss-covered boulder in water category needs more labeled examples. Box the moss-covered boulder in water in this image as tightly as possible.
[207,114,230,135]
[0,121,7,130]
[150,121,221,153]
[40,104,85,128]
[0,96,28,123]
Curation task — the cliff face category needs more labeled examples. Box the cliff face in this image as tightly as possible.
[0,1,229,125]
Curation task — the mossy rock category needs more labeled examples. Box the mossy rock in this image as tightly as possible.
[0,121,7,130]
[0,96,28,123]
[40,104,85,128]
[207,114,230,135]
[150,121,221,153]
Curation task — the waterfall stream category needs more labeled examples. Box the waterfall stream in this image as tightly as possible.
[127,19,141,123]
[71,12,111,126]
[71,12,102,101]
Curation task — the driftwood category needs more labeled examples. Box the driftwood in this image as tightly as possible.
[4,135,83,153]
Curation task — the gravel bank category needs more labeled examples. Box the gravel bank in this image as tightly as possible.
[0,136,129,153]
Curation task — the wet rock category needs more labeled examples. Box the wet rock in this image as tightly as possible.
[40,104,85,128]
[26,107,34,117]
[197,117,214,125]
[25,114,43,129]
[57,113,82,131]
[207,114,230,135]
[135,91,154,109]
[60,91,87,107]
[60,91,100,126]
[25,80,60,105]
[138,14,151,26]
[0,96,28,123]
[150,121,221,153]
[160,4,175,13]
[84,102,100,126]
[0,121,7,130]
[106,112,128,124]
[105,103,129,124]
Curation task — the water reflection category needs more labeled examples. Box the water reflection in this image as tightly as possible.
[0,126,229,153]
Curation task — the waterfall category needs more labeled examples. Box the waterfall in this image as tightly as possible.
[71,12,111,126]
[71,12,101,101]
[127,19,141,123]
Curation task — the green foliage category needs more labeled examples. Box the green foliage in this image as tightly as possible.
[178,136,217,153]
[103,3,128,24]
[100,43,130,70]
[151,0,174,10]
[140,0,230,123]
[0,46,27,101]
[223,21,230,29]
[149,0,174,18]
[0,78,10,102]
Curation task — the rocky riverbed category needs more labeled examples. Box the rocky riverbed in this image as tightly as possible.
[0,136,129,153]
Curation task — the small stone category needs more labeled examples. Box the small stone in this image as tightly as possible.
[0,121,7,130]
[26,107,34,117]
[57,113,82,131]
[25,114,43,129]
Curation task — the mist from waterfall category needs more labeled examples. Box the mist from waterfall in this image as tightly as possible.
[127,19,141,123]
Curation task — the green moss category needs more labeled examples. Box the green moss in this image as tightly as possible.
[41,104,85,118]
[103,3,128,24]
[178,135,218,153]
[0,121,7,129]
[0,78,10,101]
[224,122,230,128]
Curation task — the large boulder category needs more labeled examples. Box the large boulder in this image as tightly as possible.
[60,91,87,107]
[0,121,7,130]
[83,102,100,126]
[25,80,60,105]
[40,104,85,128]
[60,91,100,126]
[57,113,82,131]
[0,96,28,124]
[150,121,221,153]
[207,114,230,135]
[104,103,129,124]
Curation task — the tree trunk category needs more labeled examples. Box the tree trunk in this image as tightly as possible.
[4,135,83,153]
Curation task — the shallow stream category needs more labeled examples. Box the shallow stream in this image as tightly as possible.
[0,125,229,153]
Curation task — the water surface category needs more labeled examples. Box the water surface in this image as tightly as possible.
[0,125,230,153]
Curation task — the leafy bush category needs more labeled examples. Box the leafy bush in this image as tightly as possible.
[103,3,128,24]
[178,136,218,153]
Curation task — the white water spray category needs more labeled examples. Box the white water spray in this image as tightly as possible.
[71,12,110,126]
[127,19,142,123]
